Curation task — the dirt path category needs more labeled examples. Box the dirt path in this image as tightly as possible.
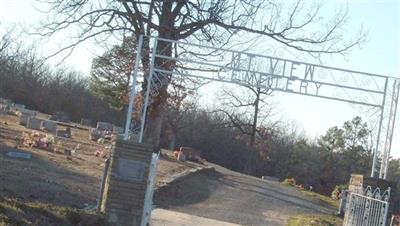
[155,163,336,226]
[151,208,241,226]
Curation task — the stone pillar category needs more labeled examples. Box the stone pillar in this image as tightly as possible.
[101,139,154,226]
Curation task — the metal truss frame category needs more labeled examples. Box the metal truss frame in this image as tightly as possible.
[124,35,400,180]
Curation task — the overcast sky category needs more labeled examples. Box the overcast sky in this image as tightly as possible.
[0,0,399,158]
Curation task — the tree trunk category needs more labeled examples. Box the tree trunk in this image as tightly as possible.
[169,133,176,150]
[143,1,174,146]
[245,88,261,174]
[250,88,261,147]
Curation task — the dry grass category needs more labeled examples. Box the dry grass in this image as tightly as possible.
[0,113,208,213]
[301,190,340,209]
[0,197,109,226]
[287,214,342,226]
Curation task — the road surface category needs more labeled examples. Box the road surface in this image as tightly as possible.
[153,163,335,226]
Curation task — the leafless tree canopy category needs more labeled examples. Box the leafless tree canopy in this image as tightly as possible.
[37,0,363,56]
[36,0,364,145]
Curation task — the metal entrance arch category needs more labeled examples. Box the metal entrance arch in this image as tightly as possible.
[124,35,400,180]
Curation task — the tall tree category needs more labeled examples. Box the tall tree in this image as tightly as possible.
[318,116,372,190]
[90,36,136,110]
[218,85,275,173]
[219,85,274,147]
[38,0,364,146]
[162,80,198,150]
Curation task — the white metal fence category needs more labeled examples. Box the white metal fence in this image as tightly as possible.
[140,152,160,226]
[343,187,391,226]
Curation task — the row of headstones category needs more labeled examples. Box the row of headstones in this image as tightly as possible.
[0,97,123,137]
[81,119,123,133]
[0,100,27,115]
[89,122,125,141]
[20,115,58,133]
[21,115,72,138]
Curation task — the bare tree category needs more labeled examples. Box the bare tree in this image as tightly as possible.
[36,0,364,146]
[219,85,275,147]
[217,84,280,173]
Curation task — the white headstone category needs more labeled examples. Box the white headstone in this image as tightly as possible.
[41,120,57,133]
[27,117,43,130]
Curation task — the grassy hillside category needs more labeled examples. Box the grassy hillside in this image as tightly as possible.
[0,197,109,226]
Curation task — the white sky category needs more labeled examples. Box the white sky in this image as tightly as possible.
[0,0,399,157]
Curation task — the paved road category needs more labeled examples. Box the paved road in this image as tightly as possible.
[154,163,335,226]
[151,208,241,226]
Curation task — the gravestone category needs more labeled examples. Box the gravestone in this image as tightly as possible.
[56,128,71,138]
[81,118,93,127]
[7,151,31,159]
[19,115,30,126]
[13,104,25,112]
[17,109,36,117]
[101,140,154,226]
[89,128,103,141]
[113,126,124,134]
[41,120,57,133]
[97,122,114,131]
[0,105,6,114]
[27,117,43,130]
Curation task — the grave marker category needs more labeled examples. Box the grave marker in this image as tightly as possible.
[27,117,43,130]
[41,120,57,133]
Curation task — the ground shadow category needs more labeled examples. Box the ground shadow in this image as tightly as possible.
[154,169,222,208]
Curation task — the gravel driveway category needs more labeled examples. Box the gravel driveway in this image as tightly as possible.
[154,163,336,226]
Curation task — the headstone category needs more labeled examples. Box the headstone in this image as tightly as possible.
[97,122,114,131]
[48,115,57,121]
[55,111,70,122]
[89,128,103,141]
[41,120,57,133]
[0,105,6,114]
[81,118,93,127]
[27,117,43,130]
[19,115,30,126]
[13,104,25,112]
[7,151,31,159]
[56,128,71,138]
[113,126,124,134]
[17,109,36,117]
[64,149,72,156]
[49,112,70,122]
[3,103,12,114]
[101,140,154,226]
